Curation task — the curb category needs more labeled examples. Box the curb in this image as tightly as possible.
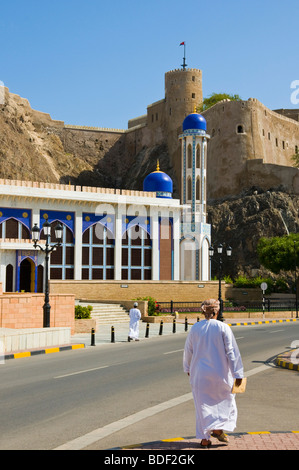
[2,343,85,361]
[276,349,299,371]
[226,318,299,327]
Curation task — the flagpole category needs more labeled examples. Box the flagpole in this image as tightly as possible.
[180,42,187,70]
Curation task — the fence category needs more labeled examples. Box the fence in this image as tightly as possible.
[157,299,298,314]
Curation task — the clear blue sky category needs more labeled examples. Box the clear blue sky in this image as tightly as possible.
[0,0,298,129]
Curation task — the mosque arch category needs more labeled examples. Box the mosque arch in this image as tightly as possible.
[0,217,30,239]
[5,264,13,292]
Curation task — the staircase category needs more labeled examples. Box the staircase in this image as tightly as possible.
[77,301,129,325]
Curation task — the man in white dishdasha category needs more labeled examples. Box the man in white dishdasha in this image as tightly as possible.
[183,299,244,448]
[128,302,141,341]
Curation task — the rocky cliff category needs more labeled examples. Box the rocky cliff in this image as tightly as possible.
[0,87,96,183]
[207,189,299,279]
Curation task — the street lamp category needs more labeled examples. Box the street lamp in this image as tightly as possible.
[31,221,63,327]
[294,240,298,319]
[209,243,232,322]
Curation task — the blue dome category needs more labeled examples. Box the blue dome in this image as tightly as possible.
[183,112,207,132]
[143,163,173,198]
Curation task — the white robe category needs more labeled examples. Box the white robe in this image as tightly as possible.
[129,308,141,339]
[183,319,244,440]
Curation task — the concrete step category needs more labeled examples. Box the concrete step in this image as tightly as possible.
[77,302,129,324]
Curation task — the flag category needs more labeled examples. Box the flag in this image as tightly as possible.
[180,42,185,46]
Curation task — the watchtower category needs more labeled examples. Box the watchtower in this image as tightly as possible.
[165,68,203,134]
[165,68,203,197]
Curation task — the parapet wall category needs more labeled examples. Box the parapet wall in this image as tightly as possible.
[0,291,75,333]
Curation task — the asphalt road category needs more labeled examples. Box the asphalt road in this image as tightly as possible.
[0,322,298,450]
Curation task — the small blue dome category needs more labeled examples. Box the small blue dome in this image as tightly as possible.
[143,163,173,198]
[183,112,207,132]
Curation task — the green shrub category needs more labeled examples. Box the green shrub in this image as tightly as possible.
[75,304,93,319]
[133,296,158,316]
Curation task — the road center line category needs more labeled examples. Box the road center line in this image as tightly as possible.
[164,349,184,355]
[54,363,269,450]
[54,365,109,379]
[269,329,285,334]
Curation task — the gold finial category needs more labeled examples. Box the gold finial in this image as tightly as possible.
[193,105,197,114]
[156,159,160,172]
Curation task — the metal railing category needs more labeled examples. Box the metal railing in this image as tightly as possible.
[157,299,297,314]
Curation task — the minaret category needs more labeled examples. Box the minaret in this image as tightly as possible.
[179,110,211,281]
[179,109,209,225]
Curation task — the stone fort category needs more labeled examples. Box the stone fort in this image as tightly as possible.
[53,67,299,201]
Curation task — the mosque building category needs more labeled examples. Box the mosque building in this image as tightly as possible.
[0,111,211,293]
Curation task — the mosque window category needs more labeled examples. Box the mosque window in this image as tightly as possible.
[188,145,192,168]
[237,125,244,134]
[196,178,200,200]
[82,223,115,280]
[5,264,13,292]
[40,221,75,281]
[192,93,196,99]
[282,141,285,149]
[295,145,298,154]
[0,218,30,240]
[187,177,192,201]
[121,226,151,281]
[196,145,200,167]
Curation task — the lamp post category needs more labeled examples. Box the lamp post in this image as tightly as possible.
[294,240,298,319]
[31,221,63,328]
[209,243,232,322]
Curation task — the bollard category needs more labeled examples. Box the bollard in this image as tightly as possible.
[111,325,115,343]
[159,320,164,335]
[173,317,176,334]
[145,322,150,338]
[185,317,188,332]
[91,327,96,346]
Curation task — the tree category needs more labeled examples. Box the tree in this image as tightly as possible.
[257,233,299,274]
[291,152,299,168]
[197,93,242,112]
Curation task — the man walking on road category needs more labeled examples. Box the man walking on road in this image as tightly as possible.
[128,302,141,341]
[183,299,244,447]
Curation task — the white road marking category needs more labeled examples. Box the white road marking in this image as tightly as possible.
[54,365,109,379]
[54,363,269,450]
[164,349,184,355]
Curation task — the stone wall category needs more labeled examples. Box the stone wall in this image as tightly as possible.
[203,99,299,200]
[0,288,75,333]
[49,280,265,304]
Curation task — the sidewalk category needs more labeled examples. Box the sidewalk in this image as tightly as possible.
[119,431,299,450]
[71,315,299,348]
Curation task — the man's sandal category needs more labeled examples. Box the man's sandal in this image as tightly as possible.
[211,431,229,444]
[200,439,212,448]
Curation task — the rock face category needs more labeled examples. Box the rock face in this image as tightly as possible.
[0,87,94,184]
[207,189,299,279]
